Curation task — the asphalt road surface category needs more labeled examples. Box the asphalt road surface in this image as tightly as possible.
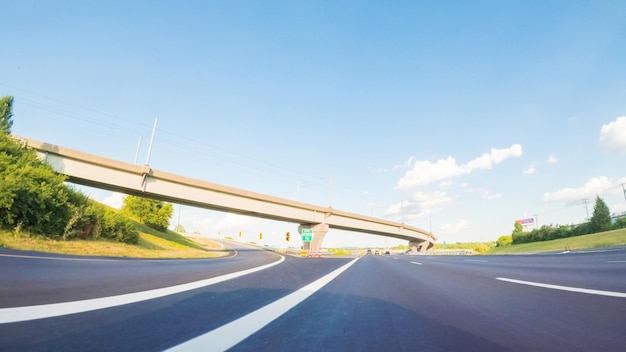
[1,244,625,351]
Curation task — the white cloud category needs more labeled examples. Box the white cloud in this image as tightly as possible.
[182,213,214,234]
[482,191,502,200]
[599,116,626,153]
[217,213,257,229]
[547,155,558,164]
[101,192,125,209]
[543,176,614,202]
[440,180,453,187]
[439,219,469,234]
[395,144,522,190]
[392,156,415,170]
[523,166,536,175]
[383,191,451,220]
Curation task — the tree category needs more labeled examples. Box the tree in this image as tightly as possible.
[173,224,186,233]
[0,95,14,134]
[0,111,138,243]
[589,195,611,233]
[0,132,71,235]
[496,235,512,247]
[512,221,523,235]
[122,195,173,232]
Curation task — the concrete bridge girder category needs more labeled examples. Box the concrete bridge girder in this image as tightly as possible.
[20,136,436,250]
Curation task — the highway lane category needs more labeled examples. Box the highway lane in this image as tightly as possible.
[235,251,626,351]
[0,244,352,351]
[1,247,625,351]
[0,240,277,308]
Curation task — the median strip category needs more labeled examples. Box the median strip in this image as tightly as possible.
[167,257,360,351]
[496,278,626,298]
[0,255,285,324]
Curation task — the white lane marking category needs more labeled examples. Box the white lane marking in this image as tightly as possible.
[465,259,488,262]
[608,260,626,263]
[168,257,360,351]
[0,253,136,262]
[410,261,422,265]
[0,253,230,263]
[0,255,285,324]
[496,278,626,298]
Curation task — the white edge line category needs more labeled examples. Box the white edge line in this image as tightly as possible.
[168,257,361,351]
[410,261,422,265]
[0,255,285,324]
[496,277,626,298]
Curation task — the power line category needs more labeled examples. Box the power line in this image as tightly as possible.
[5,85,370,207]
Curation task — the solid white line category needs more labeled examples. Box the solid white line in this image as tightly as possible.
[0,255,285,324]
[496,278,626,298]
[168,257,360,351]
[0,253,134,262]
[410,261,422,265]
[608,260,626,263]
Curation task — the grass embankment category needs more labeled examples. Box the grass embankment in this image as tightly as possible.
[486,228,626,254]
[0,220,229,259]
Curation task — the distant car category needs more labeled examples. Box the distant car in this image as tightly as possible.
[366,249,372,255]
[375,250,380,255]
[384,251,390,255]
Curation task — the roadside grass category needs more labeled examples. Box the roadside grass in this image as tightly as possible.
[486,228,626,254]
[0,220,228,259]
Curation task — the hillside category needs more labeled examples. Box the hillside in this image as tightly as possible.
[0,220,229,259]
[486,228,626,254]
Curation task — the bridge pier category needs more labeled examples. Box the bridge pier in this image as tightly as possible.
[298,223,329,257]
[409,240,430,253]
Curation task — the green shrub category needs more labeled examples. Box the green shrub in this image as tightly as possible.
[496,235,512,247]
[0,132,138,244]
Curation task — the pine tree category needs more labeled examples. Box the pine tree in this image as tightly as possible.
[589,195,611,233]
[0,96,14,134]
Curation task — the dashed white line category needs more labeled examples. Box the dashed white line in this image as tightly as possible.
[410,261,422,265]
[496,278,626,298]
[0,255,285,324]
[167,257,360,351]
[465,259,488,262]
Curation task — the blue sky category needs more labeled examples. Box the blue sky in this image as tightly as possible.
[2,1,625,247]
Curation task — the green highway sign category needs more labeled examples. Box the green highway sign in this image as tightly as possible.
[301,229,313,242]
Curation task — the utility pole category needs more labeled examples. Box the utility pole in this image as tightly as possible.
[582,198,590,221]
[177,204,182,232]
[145,116,158,166]
[429,215,433,236]
[328,176,333,207]
[622,183,626,205]
[134,136,142,165]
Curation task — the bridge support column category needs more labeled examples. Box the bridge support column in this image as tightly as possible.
[409,240,429,253]
[298,223,329,257]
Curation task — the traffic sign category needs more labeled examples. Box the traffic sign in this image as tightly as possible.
[301,229,313,242]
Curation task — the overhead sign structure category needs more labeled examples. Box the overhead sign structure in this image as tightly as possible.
[301,228,313,242]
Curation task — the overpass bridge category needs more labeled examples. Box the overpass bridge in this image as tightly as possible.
[16,136,435,253]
